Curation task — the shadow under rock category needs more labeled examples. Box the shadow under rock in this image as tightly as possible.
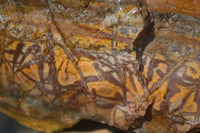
[0,111,135,133]
[0,112,41,133]
[61,119,135,133]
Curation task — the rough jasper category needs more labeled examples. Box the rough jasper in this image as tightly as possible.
[0,0,200,133]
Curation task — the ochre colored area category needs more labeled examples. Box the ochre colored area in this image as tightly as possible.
[146,0,200,18]
[0,0,200,133]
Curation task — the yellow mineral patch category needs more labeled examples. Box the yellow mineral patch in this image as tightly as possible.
[126,71,145,100]
[58,59,81,86]
[180,91,197,113]
[148,81,168,110]
[15,72,35,92]
[21,41,35,53]
[125,73,137,96]
[78,23,101,31]
[158,63,168,73]
[22,64,40,82]
[155,54,166,61]
[148,70,160,89]
[117,42,130,50]
[134,76,144,97]
[125,5,136,12]
[143,56,151,79]
[78,58,98,76]
[55,56,65,71]
[67,24,114,50]
[92,39,112,50]
[88,81,123,98]
[7,40,20,51]
[54,45,82,87]
[130,51,136,57]
[54,46,67,70]
[186,62,200,79]
[22,54,33,65]
[169,86,190,112]
[72,35,89,46]
[0,64,10,88]
[73,35,112,50]
[4,53,14,61]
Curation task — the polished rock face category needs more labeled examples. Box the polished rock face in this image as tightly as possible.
[0,0,200,133]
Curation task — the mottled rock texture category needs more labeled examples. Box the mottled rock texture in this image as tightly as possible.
[0,0,200,133]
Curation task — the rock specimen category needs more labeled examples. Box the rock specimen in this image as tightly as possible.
[0,0,200,132]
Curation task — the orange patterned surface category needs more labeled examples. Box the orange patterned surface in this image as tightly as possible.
[0,0,200,133]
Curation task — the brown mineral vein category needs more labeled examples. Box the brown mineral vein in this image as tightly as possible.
[45,0,89,93]
[149,51,199,95]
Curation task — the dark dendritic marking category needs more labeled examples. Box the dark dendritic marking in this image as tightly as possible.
[133,18,155,65]
[132,0,155,73]
[132,10,155,97]
[130,5,155,130]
